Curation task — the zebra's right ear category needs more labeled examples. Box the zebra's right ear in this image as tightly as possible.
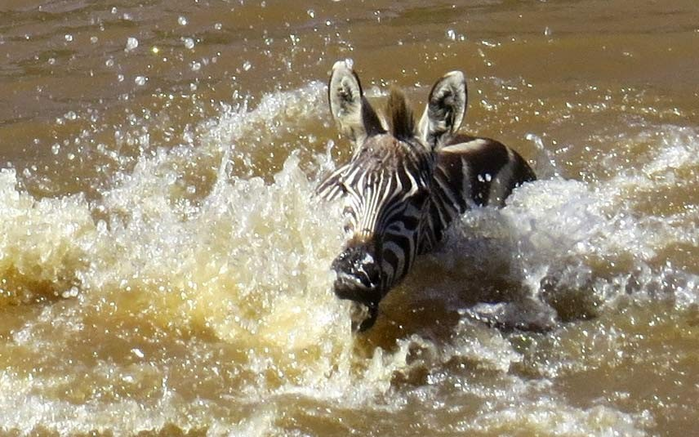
[419,71,467,150]
[328,60,385,143]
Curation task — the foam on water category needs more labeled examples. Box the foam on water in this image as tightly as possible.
[0,170,96,305]
[442,126,697,317]
[0,81,697,435]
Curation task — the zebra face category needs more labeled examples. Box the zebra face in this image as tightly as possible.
[330,134,432,330]
[317,60,468,331]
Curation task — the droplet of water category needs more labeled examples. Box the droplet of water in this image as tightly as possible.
[178,16,188,26]
[446,29,456,41]
[61,287,79,298]
[135,76,147,86]
[242,61,252,71]
[125,37,139,51]
[64,34,73,42]
[183,37,195,49]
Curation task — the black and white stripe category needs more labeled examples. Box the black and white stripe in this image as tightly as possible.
[318,60,536,331]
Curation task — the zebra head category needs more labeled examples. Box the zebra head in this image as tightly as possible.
[317,60,468,331]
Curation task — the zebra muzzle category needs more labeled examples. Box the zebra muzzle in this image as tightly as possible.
[331,244,383,331]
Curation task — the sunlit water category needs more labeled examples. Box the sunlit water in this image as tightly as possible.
[0,1,698,436]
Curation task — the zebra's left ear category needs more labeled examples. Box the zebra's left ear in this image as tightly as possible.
[418,71,467,150]
[328,60,385,144]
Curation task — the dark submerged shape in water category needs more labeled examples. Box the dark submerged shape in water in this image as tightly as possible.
[317,60,536,331]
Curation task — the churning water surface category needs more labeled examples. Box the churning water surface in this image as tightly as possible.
[0,1,697,435]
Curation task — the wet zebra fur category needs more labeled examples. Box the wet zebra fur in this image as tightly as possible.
[317,60,536,331]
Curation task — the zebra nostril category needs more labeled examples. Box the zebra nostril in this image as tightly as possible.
[332,246,382,287]
[362,260,381,288]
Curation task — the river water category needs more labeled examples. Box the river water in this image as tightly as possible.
[0,0,697,435]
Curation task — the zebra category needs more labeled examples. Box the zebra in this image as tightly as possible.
[316,60,536,331]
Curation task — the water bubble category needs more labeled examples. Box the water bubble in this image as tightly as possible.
[307,9,315,18]
[178,16,188,26]
[191,61,201,71]
[242,61,252,71]
[544,26,552,37]
[183,37,195,49]
[51,144,61,155]
[135,76,147,86]
[64,111,77,121]
[214,23,222,30]
[90,36,98,44]
[125,37,139,51]
[64,34,73,42]
[61,287,79,298]
[446,29,466,42]
[105,58,114,68]
[117,74,124,82]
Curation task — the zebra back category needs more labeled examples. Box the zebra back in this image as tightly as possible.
[420,135,536,253]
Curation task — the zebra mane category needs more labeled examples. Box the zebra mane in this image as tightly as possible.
[385,87,415,141]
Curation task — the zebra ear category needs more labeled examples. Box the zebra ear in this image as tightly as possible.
[419,71,467,150]
[328,60,385,143]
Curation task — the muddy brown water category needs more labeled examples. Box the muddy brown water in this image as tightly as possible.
[0,0,698,435]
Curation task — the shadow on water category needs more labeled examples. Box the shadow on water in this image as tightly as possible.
[355,208,604,352]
